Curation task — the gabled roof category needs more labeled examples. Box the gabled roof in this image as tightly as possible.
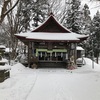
[32,13,71,33]
[15,13,88,43]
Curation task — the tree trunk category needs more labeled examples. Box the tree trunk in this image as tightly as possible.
[96,55,99,64]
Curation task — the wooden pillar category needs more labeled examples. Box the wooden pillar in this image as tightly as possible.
[32,42,34,56]
[28,41,32,67]
[67,43,71,60]
[66,43,70,68]
[24,45,26,55]
[74,43,77,64]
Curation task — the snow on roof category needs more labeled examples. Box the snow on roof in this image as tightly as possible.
[0,45,6,49]
[0,66,10,70]
[27,32,79,41]
[15,32,88,41]
[0,64,11,70]
[5,48,12,52]
[76,46,84,50]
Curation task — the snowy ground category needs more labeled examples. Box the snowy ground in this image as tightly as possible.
[0,58,100,100]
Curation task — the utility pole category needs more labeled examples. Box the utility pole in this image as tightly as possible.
[92,40,94,69]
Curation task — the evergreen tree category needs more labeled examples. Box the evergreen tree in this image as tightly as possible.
[63,0,82,33]
[79,4,92,57]
[32,0,49,27]
[80,4,91,35]
[19,0,49,31]
[90,11,100,63]
[19,0,31,31]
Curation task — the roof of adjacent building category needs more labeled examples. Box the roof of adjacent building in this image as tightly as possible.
[0,45,6,49]
[76,46,84,50]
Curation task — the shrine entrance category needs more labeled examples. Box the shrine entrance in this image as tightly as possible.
[36,49,67,68]
[37,49,67,61]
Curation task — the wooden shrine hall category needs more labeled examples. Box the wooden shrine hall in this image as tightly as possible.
[15,13,88,68]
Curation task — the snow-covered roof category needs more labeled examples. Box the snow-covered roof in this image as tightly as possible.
[5,48,12,52]
[0,59,10,70]
[15,13,88,42]
[15,32,88,41]
[0,66,11,70]
[0,58,8,63]
[0,45,6,49]
[76,46,84,50]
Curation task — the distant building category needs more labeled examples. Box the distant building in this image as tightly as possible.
[76,46,85,58]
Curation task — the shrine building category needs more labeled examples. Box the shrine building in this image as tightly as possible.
[15,13,88,68]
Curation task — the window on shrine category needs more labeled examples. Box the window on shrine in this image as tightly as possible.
[38,52,67,61]
[38,52,45,60]
[37,49,67,61]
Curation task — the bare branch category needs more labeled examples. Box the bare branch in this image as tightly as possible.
[0,0,19,24]
[4,0,19,16]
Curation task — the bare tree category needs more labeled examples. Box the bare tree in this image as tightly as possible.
[1,0,22,59]
[59,0,71,23]
[0,0,19,24]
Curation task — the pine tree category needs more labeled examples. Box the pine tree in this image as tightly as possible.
[79,4,92,57]
[19,0,49,31]
[32,0,49,27]
[63,0,82,33]
[80,4,91,35]
[90,11,100,63]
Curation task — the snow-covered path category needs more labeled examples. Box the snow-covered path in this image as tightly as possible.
[0,58,100,100]
[26,69,73,100]
[26,69,100,100]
